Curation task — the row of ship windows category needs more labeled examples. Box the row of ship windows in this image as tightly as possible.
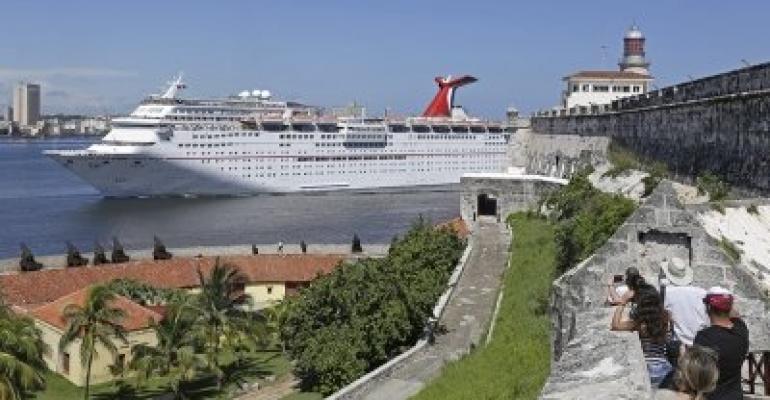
[216,159,499,170]
[246,123,509,134]
[191,132,257,139]
[183,153,502,160]
[230,164,498,177]
[186,132,503,141]
[178,142,503,149]
[233,167,491,179]
[177,145,505,155]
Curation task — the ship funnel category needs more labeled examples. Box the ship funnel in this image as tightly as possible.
[422,75,477,117]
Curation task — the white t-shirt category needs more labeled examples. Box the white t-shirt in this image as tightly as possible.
[663,285,709,346]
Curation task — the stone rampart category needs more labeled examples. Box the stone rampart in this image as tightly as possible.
[531,64,770,193]
[612,62,770,111]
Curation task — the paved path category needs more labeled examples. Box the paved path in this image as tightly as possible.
[356,220,511,400]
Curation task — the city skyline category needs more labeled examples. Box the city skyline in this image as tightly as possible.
[1,0,768,117]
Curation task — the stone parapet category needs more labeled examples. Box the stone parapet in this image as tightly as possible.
[543,181,770,398]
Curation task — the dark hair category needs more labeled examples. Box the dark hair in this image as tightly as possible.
[625,267,645,292]
[632,283,668,342]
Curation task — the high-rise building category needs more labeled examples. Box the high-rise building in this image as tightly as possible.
[12,82,41,126]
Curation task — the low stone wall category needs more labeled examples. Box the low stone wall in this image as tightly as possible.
[543,181,770,399]
[460,173,567,223]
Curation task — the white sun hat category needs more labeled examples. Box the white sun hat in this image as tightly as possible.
[660,256,693,286]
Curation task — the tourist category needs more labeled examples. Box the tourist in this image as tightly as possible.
[610,283,672,387]
[659,258,709,347]
[655,345,719,400]
[693,287,749,400]
[277,241,284,254]
[607,266,645,306]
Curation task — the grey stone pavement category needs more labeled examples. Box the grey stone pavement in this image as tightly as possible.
[354,220,511,400]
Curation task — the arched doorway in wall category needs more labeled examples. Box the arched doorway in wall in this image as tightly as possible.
[477,193,498,216]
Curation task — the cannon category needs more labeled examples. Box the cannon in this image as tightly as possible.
[111,237,130,264]
[153,236,172,260]
[93,241,109,265]
[19,243,43,272]
[351,234,362,253]
[65,241,89,267]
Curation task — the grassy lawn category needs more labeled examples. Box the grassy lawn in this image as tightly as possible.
[34,349,293,400]
[412,213,555,400]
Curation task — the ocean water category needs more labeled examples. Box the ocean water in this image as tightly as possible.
[0,137,460,258]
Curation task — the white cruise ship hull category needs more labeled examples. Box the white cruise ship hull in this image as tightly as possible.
[46,141,504,197]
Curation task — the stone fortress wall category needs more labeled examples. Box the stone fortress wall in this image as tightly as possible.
[541,182,770,399]
[531,63,770,193]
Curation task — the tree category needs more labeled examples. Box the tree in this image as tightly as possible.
[282,220,465,394]
[59,285,128,400]
[130,297,202,399]
[192,259,256,390]
[0,301,47,400]
[263,301,289,354]
[105,278,176,306]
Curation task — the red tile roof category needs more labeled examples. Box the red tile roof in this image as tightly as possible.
[0,254,344,309]
[565,70,652,80]
[30,287,162,332]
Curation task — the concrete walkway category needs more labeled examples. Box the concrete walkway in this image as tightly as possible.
[354,220,511,400]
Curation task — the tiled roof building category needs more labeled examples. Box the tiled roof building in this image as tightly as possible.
[0,254,344,309]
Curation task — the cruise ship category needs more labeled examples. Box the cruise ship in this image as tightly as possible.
[45,75,512,197]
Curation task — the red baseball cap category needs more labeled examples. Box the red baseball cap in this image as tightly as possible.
[704,286,733,312]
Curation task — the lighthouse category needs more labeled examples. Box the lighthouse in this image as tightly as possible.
[618,25,650,75]
[560,24,653,109]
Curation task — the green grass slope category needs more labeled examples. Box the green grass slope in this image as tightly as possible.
[412,213,555,400]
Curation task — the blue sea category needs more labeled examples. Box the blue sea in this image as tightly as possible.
[0,137,459,258]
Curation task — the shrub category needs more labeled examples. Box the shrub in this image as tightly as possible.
[604,141,640,178]
[546,169,637,275]
[747,204,759,215]
[282,219,465,395]
[719,236,741,263]
[696,172,730,201]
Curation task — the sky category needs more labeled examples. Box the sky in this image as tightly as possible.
[1,1,768,118]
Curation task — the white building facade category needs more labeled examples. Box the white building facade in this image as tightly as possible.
[561,25,653,110]
[562,71,652,109]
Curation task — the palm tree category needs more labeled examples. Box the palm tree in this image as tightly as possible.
[193,259,255,390]
[59,285,128,400]
[130,295,202,399]
[263,301,289,354]
[0,303,47,400]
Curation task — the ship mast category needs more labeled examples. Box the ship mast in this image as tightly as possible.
[160,73,186,99]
